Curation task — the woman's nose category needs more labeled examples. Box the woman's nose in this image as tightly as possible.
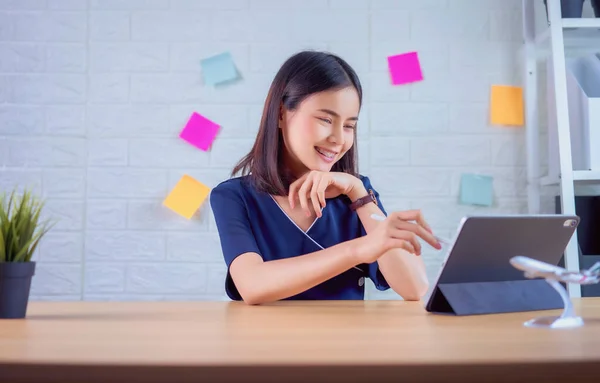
[328,124,344,144]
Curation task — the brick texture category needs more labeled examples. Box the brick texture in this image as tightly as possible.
[1,0,531,301]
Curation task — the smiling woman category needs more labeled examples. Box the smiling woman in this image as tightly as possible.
[232,51,361,197]
[210,50,442,305]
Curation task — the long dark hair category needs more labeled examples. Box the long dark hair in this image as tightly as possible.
[231,50,363,196]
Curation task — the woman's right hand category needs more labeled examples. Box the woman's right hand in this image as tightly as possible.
[354,211,441,264]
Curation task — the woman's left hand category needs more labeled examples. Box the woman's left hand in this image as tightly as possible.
[288,171,365,217]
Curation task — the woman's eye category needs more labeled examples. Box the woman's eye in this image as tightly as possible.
[344,125,356,130]
[318,117,332,124]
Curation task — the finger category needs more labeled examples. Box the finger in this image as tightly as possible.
[390,238,416,255]
[391,214,440,249]
[393,210,433,233]
[393,220,439,251]
[402,221,438,251]
[402,241,417,255]
[288,180,299,209]
[399,231,421,255]
[316,175,328,209]
[310,174,322,218]
[298,176,313,217]
[414,210,434,234]
[385,224,420,255]
[288,173,308,209]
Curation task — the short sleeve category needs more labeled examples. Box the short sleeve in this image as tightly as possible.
[210,181,262,300]
[358,175,391,292]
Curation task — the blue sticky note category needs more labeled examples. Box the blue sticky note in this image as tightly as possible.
[200,52,239,86]
[459,173,494,207]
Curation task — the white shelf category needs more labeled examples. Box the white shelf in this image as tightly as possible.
[534,18,600,52]
[574,170,600,181]
[540,171,600,186]
[522,0,595,299]
[562,18,600,29]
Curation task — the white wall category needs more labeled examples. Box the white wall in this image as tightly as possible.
[1,0,530,301]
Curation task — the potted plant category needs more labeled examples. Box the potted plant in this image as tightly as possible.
[0,188,54,319]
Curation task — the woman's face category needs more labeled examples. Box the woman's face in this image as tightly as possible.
[280,87,360,177]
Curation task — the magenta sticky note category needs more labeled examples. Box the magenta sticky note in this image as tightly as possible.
[387,52,423,85]
[179,112,220,151]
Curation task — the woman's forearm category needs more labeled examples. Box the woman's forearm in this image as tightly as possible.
[350,189,429,300]
[375,248,429,300]
[231,239,362,305]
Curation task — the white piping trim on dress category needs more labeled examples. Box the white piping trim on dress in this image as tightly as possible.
[269,195,363,272]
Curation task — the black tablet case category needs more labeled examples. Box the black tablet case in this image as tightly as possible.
[426,215,578,316]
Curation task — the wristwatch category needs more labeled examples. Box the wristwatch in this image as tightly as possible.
[349,189,377,211]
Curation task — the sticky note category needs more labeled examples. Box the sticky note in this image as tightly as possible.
[490,85,524,126]
[163,175,210,219]
[179,112,220,151]
[200,52,239,86]
[387,51,423,85]
[459,173,494,207]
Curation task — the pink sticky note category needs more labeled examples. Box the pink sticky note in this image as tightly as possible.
[387,51,423,85]
[179,112,220,151]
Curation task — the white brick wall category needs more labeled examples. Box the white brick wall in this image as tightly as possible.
[1,0,531,301]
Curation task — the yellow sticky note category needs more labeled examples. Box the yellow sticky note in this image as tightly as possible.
[490,85,524,126]
[163,175,210,219]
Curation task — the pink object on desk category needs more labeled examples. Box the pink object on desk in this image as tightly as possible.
[387,51,423,85]
[179,112,220,151]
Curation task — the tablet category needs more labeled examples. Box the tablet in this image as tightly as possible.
[424,214,580,316]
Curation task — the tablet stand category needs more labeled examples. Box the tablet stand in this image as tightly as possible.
[523,278,584,329]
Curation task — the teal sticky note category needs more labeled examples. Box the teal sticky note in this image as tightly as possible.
[200,52,239,86]
[459,173,494,206]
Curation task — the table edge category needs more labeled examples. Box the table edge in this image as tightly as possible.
[1,360,598,383]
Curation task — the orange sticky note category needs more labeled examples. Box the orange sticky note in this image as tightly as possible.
[163,175,210,219]
[490,85,524,126]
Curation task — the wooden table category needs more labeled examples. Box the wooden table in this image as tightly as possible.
[1,299,600,383]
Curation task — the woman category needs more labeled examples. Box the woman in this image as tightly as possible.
[210,50,441,305]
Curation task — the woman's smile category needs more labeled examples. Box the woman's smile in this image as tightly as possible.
[315,146,338,163]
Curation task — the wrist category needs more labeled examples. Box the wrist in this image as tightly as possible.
[348,237,367,265]
[347,183,368,202]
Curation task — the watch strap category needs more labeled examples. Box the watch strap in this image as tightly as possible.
[349,189,377,211]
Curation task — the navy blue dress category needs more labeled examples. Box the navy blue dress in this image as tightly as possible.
[210,174,390,301]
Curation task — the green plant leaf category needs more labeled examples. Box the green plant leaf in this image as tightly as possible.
[0,193,11,239]
[0,219,9,262]
[0,187,52,263]
[15,191,30,248]
[13,234,38,262]
[23,220,54,262]
[14,224,48,263]
[0,223,5,263]
[9,219,20,262]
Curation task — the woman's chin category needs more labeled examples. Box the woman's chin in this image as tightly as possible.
[296,155,338,173]
[308,163,334,172]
